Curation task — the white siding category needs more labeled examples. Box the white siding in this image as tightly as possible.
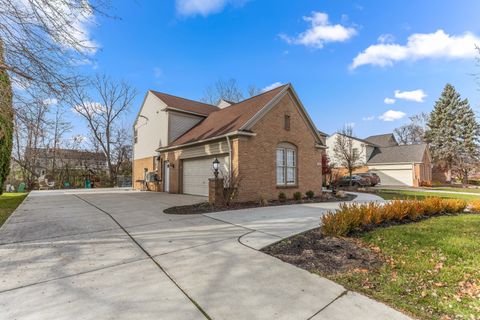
[182,155,230,196]
[326,133,368,167]
[133,92,169,160]
[168,112,203,143]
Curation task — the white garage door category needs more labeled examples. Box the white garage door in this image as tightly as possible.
[372,168,413,186]
[182,155,230,196]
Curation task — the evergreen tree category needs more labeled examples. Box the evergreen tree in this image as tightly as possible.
[0,39,13,194]
[426,84,480,183]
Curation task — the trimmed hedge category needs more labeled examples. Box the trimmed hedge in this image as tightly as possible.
[321,198,468,237]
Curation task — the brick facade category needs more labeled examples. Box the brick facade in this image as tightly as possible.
[138,91,324,202]
[234,94,323,202]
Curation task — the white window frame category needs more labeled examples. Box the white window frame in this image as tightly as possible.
[276,145,297,186]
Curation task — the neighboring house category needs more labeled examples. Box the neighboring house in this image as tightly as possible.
[326,133,432,187]
[25,147,108,177]
[133,84,326,201]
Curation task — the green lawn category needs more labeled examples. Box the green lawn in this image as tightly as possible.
[330,214,480,320]
[0,193,27,227]
[377,189,480,201]
[433,187,480,194]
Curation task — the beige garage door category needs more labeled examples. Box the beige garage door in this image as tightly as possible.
[372,168,413,186]
[182,155,230,196]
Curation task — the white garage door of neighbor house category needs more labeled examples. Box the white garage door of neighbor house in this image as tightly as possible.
[372,168,413,186]
[182,156,230,196]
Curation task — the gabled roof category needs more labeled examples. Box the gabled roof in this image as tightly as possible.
[168,84,289,146]
[367,144,428,164]
[364,133,398,147]
[150,90,219,116]
[329,132,379,147]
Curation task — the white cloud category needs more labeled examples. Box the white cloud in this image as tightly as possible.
[378,110,406,121]
[262,82,284,92]
[351,29,480,69]
[280,11,357,49]
[362,116,375,121]
[175,0,246,16]
[384,97,396,104]
[153,67,163,79]
[394,89,427,102]
[377,33,395,43]
[43,98,58,106]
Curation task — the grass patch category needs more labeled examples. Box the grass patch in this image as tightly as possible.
[331,214,480,319]
[377,189,480,201]
[434,187,480,194]
[0,193,27,227]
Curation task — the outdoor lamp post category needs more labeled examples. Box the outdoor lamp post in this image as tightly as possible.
[212,157,220,179]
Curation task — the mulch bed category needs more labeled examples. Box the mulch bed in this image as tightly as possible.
[163,193,357,215]
[262,228,383,276]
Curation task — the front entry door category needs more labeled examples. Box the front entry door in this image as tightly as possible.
[164,161,170,192]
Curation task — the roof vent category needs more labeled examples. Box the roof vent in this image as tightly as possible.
[217,99,233,109]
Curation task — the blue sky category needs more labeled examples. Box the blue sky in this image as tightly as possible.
[77,0,480,138]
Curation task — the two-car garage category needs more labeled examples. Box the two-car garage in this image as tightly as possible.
[182,155,230,196]
[368,164,414,187]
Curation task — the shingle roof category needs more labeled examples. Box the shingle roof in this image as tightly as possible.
[150,90,219,116]
[169,84,288,146]
[367,144,428,164]
[364,133,398,147]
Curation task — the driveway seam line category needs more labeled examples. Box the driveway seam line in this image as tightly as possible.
[0,257,149,294]
[305,290,348,320]
[73,195,212,320]
[202,214,284,238]
[152,235,243,258]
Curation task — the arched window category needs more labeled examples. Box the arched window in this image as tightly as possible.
[276,142,297,186]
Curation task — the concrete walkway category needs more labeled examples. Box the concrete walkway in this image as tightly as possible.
[0,190,409,320]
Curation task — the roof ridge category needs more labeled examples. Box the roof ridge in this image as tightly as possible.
[149,89,218,108]
[229,83,289,106]
[378,143,426,149]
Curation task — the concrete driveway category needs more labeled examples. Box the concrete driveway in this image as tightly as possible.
[0,190,409,320]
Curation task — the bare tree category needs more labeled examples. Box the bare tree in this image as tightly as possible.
[394,112,429,145]
[247,85,261,97]
[70,74,137,185]
[0,0,111,94]
[333,125,364,185]
[202,79,244,105]
[48,104,73,177]
[12,92,51,188]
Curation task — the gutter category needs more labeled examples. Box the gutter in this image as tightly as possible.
[157,131,256,152]
[226,135,232,175]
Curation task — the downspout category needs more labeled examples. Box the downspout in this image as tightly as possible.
[226,135,232,177]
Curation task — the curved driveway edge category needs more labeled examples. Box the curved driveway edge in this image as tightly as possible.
[0,190,409,320]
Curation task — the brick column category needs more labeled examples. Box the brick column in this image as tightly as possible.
[209,178,224,206]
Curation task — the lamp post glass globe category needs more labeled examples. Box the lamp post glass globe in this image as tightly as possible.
[212,158,220,178]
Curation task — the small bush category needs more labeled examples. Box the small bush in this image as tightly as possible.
[321,197,468,237]
[469,199,480,213]
[258,196,268,206]
[306,190,315,199]
[293,192,302,201]
[278,192,287,203]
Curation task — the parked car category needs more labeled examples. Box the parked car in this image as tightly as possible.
[338,175,370,187]
[357,172,381,186]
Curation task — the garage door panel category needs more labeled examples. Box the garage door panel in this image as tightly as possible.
[371,168,413,186]
[183,156,229,196]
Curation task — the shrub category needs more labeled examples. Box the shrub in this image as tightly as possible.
[469,199,480,213]
[306,190,315,199]
[293,192,302,201]
[321,197,467,237]
[278,192,287,203]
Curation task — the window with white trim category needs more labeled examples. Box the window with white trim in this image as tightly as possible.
[276,144,297,186]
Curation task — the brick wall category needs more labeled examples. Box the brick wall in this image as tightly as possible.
[234,93,323,202]
[132,156,159,191]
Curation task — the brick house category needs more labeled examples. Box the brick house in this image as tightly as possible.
[133,84,326,202]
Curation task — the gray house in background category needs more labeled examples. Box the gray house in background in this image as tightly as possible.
[326,133,432,187]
